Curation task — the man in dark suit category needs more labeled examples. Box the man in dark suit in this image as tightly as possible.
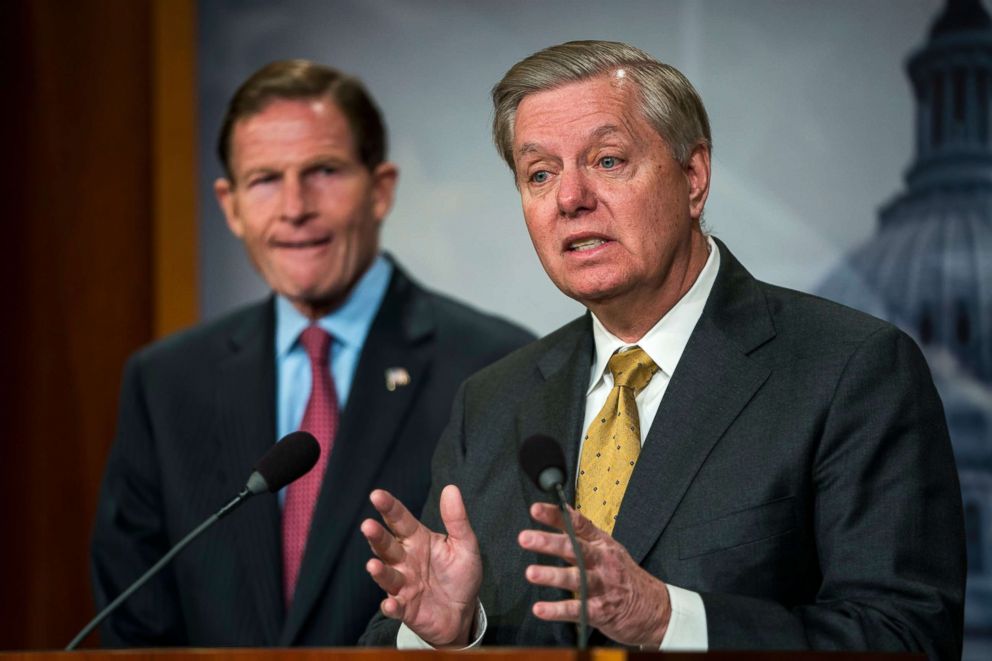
[359,41,966,658]
[91,60,533,646]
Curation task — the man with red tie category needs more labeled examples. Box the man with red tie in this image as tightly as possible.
[91,60,533,647]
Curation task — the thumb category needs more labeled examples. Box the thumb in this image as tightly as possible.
[439,484,476,545]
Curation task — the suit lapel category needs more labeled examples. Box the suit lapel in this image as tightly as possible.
[214,300,284,644]
[514,316,593,646]
[612,240,775,565]
[280,267,435,644]
[516,316,593,505]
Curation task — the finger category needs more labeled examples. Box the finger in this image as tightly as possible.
[570,507,601,540]
[532,598,581,623]
[439,484,477,545]
[361,518,406,565]
[529,501,564,528]
[524,563,582,592]
[370,489,422,540]
[379,595,406,622]
[518,528,580,563]
[366,558,406,595]
[530,501,600,540]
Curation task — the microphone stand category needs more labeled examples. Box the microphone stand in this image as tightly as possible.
[66,489,252,650]
[554,484,588,650]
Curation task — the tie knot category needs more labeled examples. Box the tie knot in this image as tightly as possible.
[608,346,658,392]
[299,325,331,363]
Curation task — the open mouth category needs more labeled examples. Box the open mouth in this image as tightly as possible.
[567,237,611,252]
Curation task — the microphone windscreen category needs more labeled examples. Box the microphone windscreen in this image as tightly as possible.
[519,434,566,490]
[254,431,320,492]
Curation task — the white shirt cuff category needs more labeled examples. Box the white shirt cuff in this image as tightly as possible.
[658,584,708,651]
[396,601,487,649]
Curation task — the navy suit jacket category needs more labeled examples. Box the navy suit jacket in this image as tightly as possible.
[361,241,965,659]
[91,263,534,646]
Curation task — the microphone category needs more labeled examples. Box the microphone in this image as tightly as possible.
[519,434,588,650]
[67,431,320,650]
[248,430,321,494]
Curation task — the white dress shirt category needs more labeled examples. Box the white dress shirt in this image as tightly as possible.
[580,235,719,651]
[399,236,720,649]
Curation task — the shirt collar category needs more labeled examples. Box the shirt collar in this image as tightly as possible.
[587,235,721,393]
[275,253,394,357]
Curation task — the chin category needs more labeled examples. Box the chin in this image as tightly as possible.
[276,283,328,305]
[306,285,354,310]
[559,278,629,305]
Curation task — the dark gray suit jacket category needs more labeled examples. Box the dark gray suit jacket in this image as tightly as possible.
[91,262,534,646]
[361,241,965,659]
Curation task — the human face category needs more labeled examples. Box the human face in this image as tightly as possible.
[512,75,710,336]
[215,97,397,319]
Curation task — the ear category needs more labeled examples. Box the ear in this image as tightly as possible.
[214,177,245,238]
[369,162,399,224]
[684,144,711,222]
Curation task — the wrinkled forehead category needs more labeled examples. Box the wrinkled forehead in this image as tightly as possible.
[512,75,654,153]
[516,69,637,117]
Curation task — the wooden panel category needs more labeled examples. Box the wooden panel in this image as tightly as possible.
[152,0,198,337]
[0,648,926,660]
[0,651,580,661]
[0,0,163,650]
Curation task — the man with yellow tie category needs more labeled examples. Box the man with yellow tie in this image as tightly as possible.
[359,40,966,658]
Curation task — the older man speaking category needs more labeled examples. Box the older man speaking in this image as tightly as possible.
[359,41,965,659]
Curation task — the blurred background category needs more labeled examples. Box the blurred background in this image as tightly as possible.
[3,0,989,657]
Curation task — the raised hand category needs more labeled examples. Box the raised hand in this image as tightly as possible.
[362,485,482,647]
[518,502,671,647]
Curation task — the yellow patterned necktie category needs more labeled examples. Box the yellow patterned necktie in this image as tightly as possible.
[576,347,659,534]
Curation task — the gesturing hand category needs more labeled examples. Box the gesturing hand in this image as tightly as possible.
[362,485,482,647]
[518,502,671,647]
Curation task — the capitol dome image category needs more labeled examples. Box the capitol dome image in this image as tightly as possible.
[818,1,992,654]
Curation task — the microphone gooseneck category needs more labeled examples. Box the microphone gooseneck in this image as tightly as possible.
[519,434,589,650]
[66,431,320,650]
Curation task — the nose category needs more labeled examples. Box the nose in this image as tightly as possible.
[556,167,596,218]
[279,174,312,224]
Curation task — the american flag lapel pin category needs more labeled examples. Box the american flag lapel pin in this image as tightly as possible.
[385,367,411,392]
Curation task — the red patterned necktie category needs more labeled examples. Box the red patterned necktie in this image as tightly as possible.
[282,325,338,605]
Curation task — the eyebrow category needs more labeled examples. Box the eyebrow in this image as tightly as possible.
[515,124,624,159]
[239,154,349,177]
[516,142,541,158]
[238,166,277,181]
[591,124,622,140]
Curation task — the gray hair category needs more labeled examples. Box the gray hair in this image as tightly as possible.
[491,40,711,173]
